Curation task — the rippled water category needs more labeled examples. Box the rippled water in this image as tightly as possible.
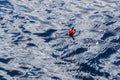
[0,0,120,80]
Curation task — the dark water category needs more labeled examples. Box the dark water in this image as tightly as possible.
[0,0,120,80]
